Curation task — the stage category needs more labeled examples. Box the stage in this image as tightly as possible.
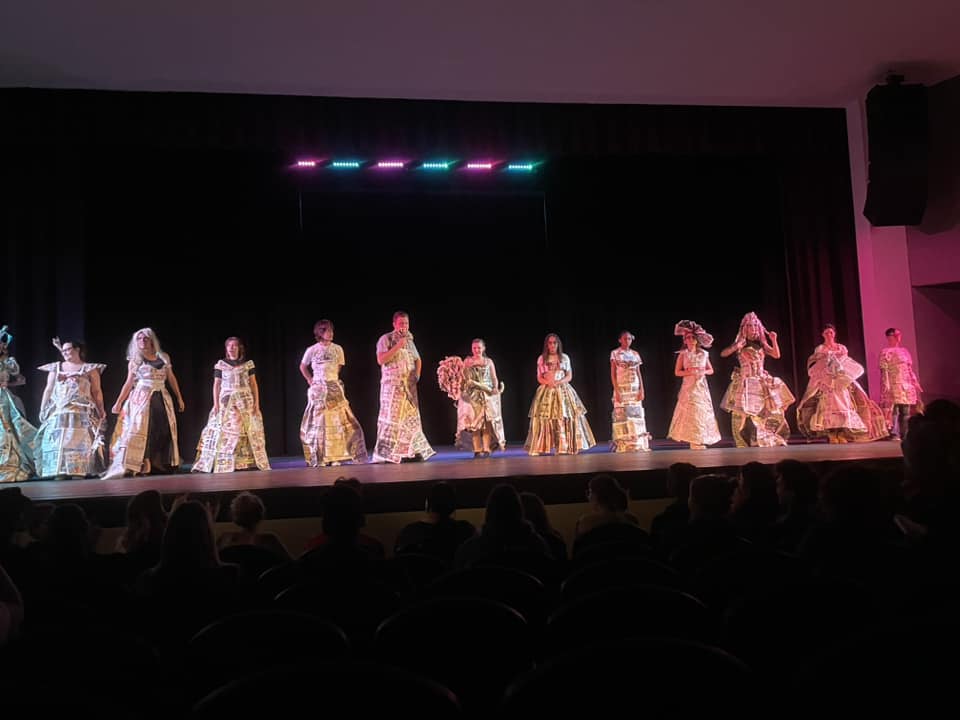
[15,440,904,528]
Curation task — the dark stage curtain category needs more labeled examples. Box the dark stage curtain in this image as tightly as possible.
[1,89,863,457]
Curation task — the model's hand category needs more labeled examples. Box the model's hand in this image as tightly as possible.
[213,403,220,416]
[177,397,185,412]
[111,401,122,414]
[767,330,777,342]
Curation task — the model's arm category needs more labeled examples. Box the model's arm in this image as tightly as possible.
[674,354,686,377]
[414,356,422,382]
[88,367,105,417]
[39,370,56,416]
[636,365,645,402]
[879,355,892,394]
[111,363,137,413]
[763,330,781,359]
[610,359,620,402]
[249,375,261,415]
[536,357,553,386]
[487,359,501,395]
[704,357,715,376]
[166,362,186,412]
[720,335,743,358]
[299,361,313,385]
[211,377,222,414]
[376,335,406,366]
[560,355,573,385]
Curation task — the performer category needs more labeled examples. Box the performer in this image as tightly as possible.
[373,311,435,463]
[796,324,887,443]
[879,327,923,439]
[192,337,270,473]
[667,320,721,449]
[35,338,107,477]
[438,338,506,458]
[524,333,596,455]
[299,320,368,467]
[0,325,37,482]
[609,330,651,452]
[104,328,185,477]
[719,312,796,447]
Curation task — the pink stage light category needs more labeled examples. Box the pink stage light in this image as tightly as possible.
[294,159,318,168]
[375,161,406,169]
[465,162,494,170]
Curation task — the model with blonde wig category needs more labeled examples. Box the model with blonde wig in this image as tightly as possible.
[719,312,796,447]
[104,327,184,477]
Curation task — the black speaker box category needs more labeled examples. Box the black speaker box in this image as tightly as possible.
[863,81,928,226]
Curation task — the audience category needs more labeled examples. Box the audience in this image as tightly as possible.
[455,483,551,568]
[217,491,290,560]
[394,481,476,565]
[3,399,959,716]
[573,473,639,539]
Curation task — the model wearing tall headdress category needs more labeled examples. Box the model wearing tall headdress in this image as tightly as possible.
[103,327,185,477]
[373,311,435,463]
[0,325,37,482]
[719,312,796,447]
[796,324,887,443]
[35,337,107,477]
[609,330,652,452]
[193,336,271,473]
[667,320,721,449]
[438,338,506,458]
[524,333,596,455]
[299,320,368,467]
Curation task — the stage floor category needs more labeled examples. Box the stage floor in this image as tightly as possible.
[16,439,904,526]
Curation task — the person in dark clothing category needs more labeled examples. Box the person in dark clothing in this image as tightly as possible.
[395,481,476,565]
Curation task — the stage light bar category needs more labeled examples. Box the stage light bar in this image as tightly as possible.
[290,157,541,174]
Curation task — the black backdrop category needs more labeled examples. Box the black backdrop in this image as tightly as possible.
[1,90,864,459]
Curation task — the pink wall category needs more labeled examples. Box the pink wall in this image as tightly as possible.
[906,74,960,402]
[847,100,918,400]
[849,74,960,407]
[906,232,960,286]
[913,286,960,405]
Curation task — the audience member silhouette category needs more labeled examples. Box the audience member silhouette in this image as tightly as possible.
[651,462,698,555]
[520,491,567,563]
[394,481,476,566]
[574,474,639,539]
[217,491,290,560]
[454,484,551,569]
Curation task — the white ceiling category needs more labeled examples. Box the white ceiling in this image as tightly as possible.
[2,0,958,107]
